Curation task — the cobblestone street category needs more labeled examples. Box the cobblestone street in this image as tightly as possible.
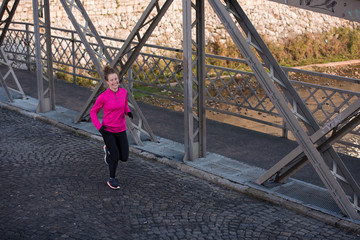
[1,107,359,239]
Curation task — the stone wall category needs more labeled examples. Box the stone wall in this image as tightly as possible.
[13,0,358,48]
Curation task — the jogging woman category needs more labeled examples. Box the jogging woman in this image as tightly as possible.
[90,65,133,189]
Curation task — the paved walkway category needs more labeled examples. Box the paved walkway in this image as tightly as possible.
[1,107,360,240]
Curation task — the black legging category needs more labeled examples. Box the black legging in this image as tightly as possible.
[101,130,129,178]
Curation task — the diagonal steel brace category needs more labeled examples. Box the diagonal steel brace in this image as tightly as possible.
[0,46,26,101]
[255,99,360,195]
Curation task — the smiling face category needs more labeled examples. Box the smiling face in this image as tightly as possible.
[106,73,119,92]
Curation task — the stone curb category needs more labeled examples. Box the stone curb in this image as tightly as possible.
[1,101,359,234]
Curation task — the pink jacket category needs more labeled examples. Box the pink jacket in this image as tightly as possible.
[90,88,130,133]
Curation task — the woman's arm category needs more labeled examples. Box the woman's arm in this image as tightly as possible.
[90,96,104,130]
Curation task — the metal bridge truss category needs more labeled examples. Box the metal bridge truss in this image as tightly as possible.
[2,0,360,218]
[0,0,25,101]
[208,0,360,219]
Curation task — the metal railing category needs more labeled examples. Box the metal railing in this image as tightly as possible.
[2,22,360,157]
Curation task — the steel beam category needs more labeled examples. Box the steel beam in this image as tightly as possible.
[208,0,359,219]
[32,0,55,113]
[268,0,360,23]
[183,0,194,160]
[183,0,207,161]
[196,0,207,159]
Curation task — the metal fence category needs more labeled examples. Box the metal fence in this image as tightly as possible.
[2,22,360,157]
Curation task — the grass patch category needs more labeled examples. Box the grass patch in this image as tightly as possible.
[132,84,168,100]
[55,64,99,88]
[207,26,360,68]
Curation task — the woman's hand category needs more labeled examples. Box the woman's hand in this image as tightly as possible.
[127,112,133,119]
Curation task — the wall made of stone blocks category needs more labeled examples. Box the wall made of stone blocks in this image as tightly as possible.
[11,0,358,49]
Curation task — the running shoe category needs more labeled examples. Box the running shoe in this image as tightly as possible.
[107,178,120,190]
